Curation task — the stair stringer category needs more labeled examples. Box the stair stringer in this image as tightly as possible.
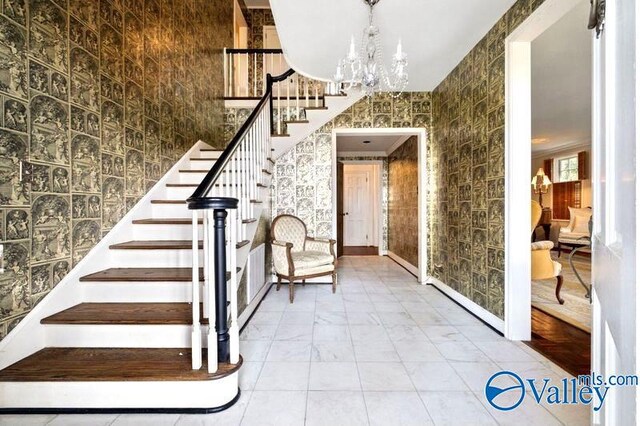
[0,141,211,370]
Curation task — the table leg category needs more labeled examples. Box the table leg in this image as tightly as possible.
[568,246,591,301]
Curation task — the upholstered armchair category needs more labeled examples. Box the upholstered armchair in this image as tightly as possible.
[271,214,337,303]
[531,200,564,304]
[558,207,592,255]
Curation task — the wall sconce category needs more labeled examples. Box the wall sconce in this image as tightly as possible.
[531,167,552,207]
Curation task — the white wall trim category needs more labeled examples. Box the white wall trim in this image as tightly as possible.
[387,251,419,278]
[238,281,272,328]
[504,0,583,341]
[331,128,428,284]
[428,276,505,332]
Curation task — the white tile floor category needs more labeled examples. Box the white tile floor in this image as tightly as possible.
[4,256,590,425]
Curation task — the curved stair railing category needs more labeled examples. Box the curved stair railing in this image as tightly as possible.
[186,68,309,372]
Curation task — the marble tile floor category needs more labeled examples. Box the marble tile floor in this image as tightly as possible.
[3,256,590,425]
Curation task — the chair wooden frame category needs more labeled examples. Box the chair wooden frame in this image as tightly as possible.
[271,214,337,303]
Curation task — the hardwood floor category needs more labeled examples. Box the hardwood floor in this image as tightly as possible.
[342,246,378,256]
[525,307,591,377]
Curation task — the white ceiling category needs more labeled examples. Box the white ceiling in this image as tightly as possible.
[269,0,518,91]
[531,2,592,155]
[337,134,409,153]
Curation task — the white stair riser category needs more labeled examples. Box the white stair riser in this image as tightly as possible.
[130,221,252,240]
[151,203,191,217]
[83,282,194,302]
[163,186,263,201]
[178,171,209,184]
[44,324,195,348]
[0,375,238,409]
[108,249,204,267]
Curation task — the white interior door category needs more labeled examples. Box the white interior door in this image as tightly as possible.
[344,170,371,246]
[591,1,638,424]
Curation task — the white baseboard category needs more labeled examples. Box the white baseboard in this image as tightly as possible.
[269,275,334,284]
[238,280,272,328]
[427,276,505,333]
[387,251,419,278]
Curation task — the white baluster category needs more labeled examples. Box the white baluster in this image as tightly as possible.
[277,81,282,135]
[262,52,266,96]
[223,48,228,97]
[206,209,218,373]
[253,53,257,97]
[202,209,209,318]
[315,82,319,107]
[287,78,291,122]
[191,210,202,370]
[305,77,309,109]
[296,74,300,121]
[229,208,240,364]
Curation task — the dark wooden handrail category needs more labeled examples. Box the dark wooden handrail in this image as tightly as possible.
[226,48,283,54]
[186,68,295,206]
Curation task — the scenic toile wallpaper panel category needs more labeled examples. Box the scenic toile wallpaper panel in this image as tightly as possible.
[430,0,547,318]
[0,0,232,339]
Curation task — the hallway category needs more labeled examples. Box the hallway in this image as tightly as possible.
[2,257,590,425]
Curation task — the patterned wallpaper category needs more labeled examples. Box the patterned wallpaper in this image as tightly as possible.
[245,8,274,49]
[388,135,418,267]
[272,92,431,251]
[430,0,546,318]
[0,0,233,339]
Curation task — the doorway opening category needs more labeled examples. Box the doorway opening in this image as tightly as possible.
[505,0,592,377]
[340,163,382,256]
[332,128,428,283]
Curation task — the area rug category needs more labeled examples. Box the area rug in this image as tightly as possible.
[531,253,591,333]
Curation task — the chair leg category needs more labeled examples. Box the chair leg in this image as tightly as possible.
[332,271,337,294]
[555,275,565,305]
[289,278,295,303]
[276,276,282,291]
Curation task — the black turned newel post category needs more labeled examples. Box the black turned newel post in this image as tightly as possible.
[213,208,230,362]
[186,196,238,365]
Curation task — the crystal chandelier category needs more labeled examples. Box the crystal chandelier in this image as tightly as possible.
[333,0,408,96]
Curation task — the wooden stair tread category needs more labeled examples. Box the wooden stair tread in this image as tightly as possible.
[304,106,328,110]
[41,303,209,325]
[271,133,290,137]
[0,348,242,382]
[262,169,272,175]
[110,240,251,250]
[80,267,204,282]
[151,199,186,204]
[284,120,309,124]
[132,218,256,225]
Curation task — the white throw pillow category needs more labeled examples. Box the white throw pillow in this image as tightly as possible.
[568,207,592,235]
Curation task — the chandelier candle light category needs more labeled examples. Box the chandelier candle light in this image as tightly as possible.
[333,0,408,96]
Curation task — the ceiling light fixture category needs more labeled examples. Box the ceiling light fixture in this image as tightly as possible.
[332,0,408,97]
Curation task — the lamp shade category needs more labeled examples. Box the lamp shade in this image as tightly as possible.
[531,168,552,192]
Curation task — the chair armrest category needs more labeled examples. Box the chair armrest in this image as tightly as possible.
[531,240,554,251]
[271,240,294,276]
[306,237,337,258]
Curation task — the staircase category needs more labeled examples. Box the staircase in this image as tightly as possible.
[0,63,358,412]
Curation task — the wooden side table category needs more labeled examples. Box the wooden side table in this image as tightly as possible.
[532,208,552,242]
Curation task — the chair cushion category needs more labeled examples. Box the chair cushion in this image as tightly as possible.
[291,250,334,270]
[531,241,554,251]
[567,207,592,233]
